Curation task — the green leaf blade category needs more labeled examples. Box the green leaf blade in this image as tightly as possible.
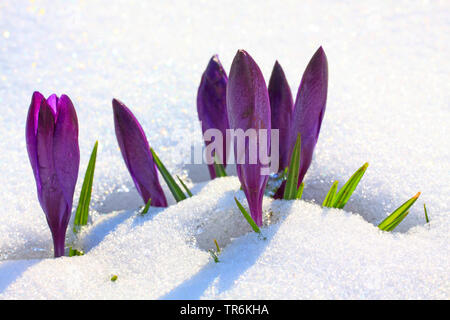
[177,175,193,197]
[150,148,187,202]
[296,182,305,200]
[283,133,301,200]
[384,211,409,231]
[213,154,227,177]
[141,198,152,215]
[424,204,429,223]
[322,180,339,207]
[214,162,227,178]
[332,162,368,209]
[214,239,220,253]
[74,141,98,232]
[234,197,261,233]
[378,192,421,231]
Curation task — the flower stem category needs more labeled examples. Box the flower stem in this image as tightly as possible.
[52,231,66,258]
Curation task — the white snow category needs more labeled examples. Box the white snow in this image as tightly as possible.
[0,0,448,299]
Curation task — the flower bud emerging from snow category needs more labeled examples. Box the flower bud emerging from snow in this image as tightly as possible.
[275,47,328,198]
[227,50,271,226]
[112,99,168,207]
[196,54,229,179]
[26,92,80,257]
[268,61,294,172]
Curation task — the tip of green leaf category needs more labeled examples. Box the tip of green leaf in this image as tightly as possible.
[378,192,420,231]
[214,239,220,253]
[234,197,261,234]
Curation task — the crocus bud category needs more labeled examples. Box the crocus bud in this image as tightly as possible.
[196,55,229,179]
[274,47,328,199]
[227,50,271,226]
[112,99,167,207]
[26,92,80,257]
[268,61,294,172]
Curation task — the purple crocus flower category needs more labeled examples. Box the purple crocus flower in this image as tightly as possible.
[112,99,167,207]
[227,50,271,226]
[274,47,328,198]
[268,61,294,172]
[197,55,229,179]
[26,92,80,257]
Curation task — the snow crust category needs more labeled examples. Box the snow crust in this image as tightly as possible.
[0,0,448,299]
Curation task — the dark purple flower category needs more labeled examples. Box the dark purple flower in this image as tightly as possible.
[268,61,294,172]
[112,99,167,207]
[227,50,271,226]
[197,55,229,179]
[274,47,328,198]
[26,92,80,257]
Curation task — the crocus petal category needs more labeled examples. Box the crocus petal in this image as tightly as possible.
[268,61,294,172]
[53,94,80,208]
[292,47,328,183]
[36,99,68,257]
[26,91,44,193]
[112,99,168,207]
[227,50,271,226]
[46,94,58,115]
[274,47,328,199]
[197,54,229,179]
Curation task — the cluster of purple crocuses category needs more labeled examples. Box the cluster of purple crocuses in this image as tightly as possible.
[26,47,327,257]
[198,48,328,226]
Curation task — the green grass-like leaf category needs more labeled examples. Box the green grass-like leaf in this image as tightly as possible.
[332,163,368,209]
[283,133,301,200]
[213,154,227,177]
[384,211,409,231]
[209,239,221,263]
[296,182,305,200]
[424,204,429,223]
[234,197,261,233]
[176,175,193,197]
[214,162,227,177]
[322,180,339,207]
[140,198,152,215]
[150,148,187,202]
[214,239,220,253]
[74,141,98,232]
[378,192,421,231]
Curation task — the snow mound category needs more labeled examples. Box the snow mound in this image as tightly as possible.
[1,177,449,299]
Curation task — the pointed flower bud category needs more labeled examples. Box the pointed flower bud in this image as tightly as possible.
[26,92,80,257]
[112,99,167,207]
[268,61,294,172]
[274,47,328,198]
[291,47,328,183]
[196,55,229,179]
[227,50,271,226]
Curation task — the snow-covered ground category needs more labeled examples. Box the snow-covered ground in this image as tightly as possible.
[0,0,448,299]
